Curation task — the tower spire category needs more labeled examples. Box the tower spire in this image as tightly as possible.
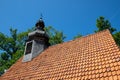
[35,14,45,31]
[40,13,43,19]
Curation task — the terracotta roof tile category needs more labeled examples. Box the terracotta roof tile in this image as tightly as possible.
[1,29,120,80]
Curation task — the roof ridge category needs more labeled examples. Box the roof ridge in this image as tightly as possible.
[74,29,110,40]
[66,29,110,42]
[49,29,111,48]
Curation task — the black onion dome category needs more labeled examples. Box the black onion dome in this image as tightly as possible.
[35,18,45,31]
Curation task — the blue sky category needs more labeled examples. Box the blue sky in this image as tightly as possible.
[0,0,120,41]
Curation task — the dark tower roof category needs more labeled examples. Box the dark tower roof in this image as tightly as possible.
[35,18,45,31]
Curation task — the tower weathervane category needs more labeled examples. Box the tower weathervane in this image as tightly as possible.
[40,13,43,19]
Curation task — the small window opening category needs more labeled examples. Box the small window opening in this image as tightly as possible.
[25,41,33,55]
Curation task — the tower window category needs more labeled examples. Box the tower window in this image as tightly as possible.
[25,41,33,55]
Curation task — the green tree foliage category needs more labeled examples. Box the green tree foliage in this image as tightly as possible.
[1,53,9,61]
[95,16,116,33]
[95,16,120,46]
[73,34,82,39]
[0,28,29,59]
[0,26,66,76]
[45,26,66,45]
[0,28,30,76]
[113,32,120,46]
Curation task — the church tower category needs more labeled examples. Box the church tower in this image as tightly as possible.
[22,18,49,62]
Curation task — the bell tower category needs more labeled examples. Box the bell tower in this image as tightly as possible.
[22,18,49,62]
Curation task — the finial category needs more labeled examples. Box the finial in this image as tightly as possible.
[40,13,43,20]
[35,14,45,31]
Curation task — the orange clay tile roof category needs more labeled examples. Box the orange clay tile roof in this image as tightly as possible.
[0,29,120,80]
